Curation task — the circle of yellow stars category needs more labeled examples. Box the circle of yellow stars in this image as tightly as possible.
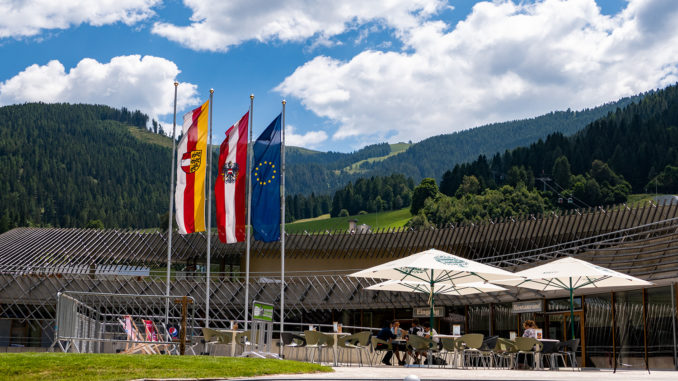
[254,161,276,186]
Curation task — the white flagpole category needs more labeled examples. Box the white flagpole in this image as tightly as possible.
[205,89,214,328]
[244,94,254,331]
[165,81,179,326]
[280,100,286,340]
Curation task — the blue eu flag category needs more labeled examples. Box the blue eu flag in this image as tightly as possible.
[252,114,282,242]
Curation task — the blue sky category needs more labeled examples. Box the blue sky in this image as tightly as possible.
[1,0,676,152]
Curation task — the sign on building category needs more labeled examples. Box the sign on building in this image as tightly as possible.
[511,300,543,314]
[413,306,445,318]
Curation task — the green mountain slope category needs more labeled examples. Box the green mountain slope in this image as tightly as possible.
[284,93,642,195]
[0,103,171,230]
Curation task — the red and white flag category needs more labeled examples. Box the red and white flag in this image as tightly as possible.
[215,112,249,243]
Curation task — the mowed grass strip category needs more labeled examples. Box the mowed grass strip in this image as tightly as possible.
[286,207,411,233]
[0,353,331,381]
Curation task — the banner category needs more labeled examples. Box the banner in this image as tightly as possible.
[215,112,249,243]
[175,100,209,234]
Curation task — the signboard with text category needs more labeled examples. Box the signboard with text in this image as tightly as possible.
[413,306,444,318]
[512,300,543,314]
[252,300,274,322]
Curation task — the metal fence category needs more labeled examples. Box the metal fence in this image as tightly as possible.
[50,291,196,354]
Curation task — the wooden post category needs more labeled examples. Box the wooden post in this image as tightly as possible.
[174,296,193,355]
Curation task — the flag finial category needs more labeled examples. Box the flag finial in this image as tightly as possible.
[174,81,178,87]
[282,99,286,105]
[210,88,214,94]
[250,94,254,100]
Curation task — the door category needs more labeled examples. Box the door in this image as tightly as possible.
[546,311,585,367]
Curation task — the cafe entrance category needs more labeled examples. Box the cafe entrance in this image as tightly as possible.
[545,304,586,367]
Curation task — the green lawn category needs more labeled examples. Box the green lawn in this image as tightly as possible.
[343,143,410,173]
[286,207,411,233]
[0,353,331,381]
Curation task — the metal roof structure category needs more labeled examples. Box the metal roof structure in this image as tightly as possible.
[1,201,678,346]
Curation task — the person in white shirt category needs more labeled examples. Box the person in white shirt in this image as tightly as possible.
[420,322,439,344]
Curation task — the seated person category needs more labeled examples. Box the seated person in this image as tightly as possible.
[407,319,423,361]
[376,320,406,366]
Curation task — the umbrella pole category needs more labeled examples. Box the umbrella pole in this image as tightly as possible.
[430,275,435,332]
[569,277,575,340]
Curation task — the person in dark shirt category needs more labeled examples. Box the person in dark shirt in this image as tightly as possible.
[376,320,405,365]
[407,318,424,362]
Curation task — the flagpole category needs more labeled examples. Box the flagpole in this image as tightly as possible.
[244,94,254,331]
[280,100,286,343]
[165,81,179,326]
[205,89,214,328]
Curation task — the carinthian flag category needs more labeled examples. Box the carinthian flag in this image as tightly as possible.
[251,114,282,242]
[215,112,249,243]
[175,100,209,234]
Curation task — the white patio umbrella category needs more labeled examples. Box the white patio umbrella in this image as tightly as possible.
[366,280,507,296]
[495,256,652,339]
[350,248,517,329]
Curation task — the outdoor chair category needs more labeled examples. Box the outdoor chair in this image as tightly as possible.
[304,330,331,364]
[407,334,439,366]
[493,338,518,369]
[514,337,543,370]
[337,331,370,366]
[439,337,459,368]
[235,330,251,355]
[553,339,580,370]
[337,331,371,366]
[279,332,306,360]
[539,340,561,370]
[478,335,499,368]
[369,336,393,366]
[454,333,485,368]
[119,316,158,355]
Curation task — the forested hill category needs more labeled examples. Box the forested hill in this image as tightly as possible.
[441,83,678,196]
[284,93,642,195]
[0,103,172,230]
[358,94,643,182]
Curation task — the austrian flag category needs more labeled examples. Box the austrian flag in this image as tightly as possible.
[175,100,209,234]
[215,112,249,243]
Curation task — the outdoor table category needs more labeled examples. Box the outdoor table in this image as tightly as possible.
[215,329,241,357]
[326,332,350,366]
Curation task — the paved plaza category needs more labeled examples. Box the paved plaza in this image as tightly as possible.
[223,367,677,381]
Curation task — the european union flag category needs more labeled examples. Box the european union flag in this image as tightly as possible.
[251,114,282,242]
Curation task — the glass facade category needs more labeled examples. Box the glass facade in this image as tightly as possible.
[645,287,675,369]
[467,305,490,336]
[614,290,646,369]
[493,303,515,338]
[584,294,613,368]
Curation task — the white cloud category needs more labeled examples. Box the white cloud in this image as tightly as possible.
[285,124,328,148]
[0,55,199,125]
[276,0,678,143]
[0,0,160,38]
[152,0,446,52]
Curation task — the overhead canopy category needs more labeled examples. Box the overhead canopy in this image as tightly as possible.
[349,248,516,285]
[495,256,653,291]
[365,280,507,296]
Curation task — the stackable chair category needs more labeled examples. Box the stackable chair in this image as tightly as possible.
[370,336,393,366]
[439,337,459,368]
[552,339,580,370]
[493,338,518,369]
[337,331,370,366]
[454,333,485,368]
[279,332,306,360]
[407,334,438,366]
[304,330,331,364]
[514,337,543,369]
[478,335,499,368]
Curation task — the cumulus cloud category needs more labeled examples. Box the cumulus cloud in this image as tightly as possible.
[0,55,199,125]
[152,0,446,51]
[276,0,678,143]
[285,124,328,148]
[0,0,160,38]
